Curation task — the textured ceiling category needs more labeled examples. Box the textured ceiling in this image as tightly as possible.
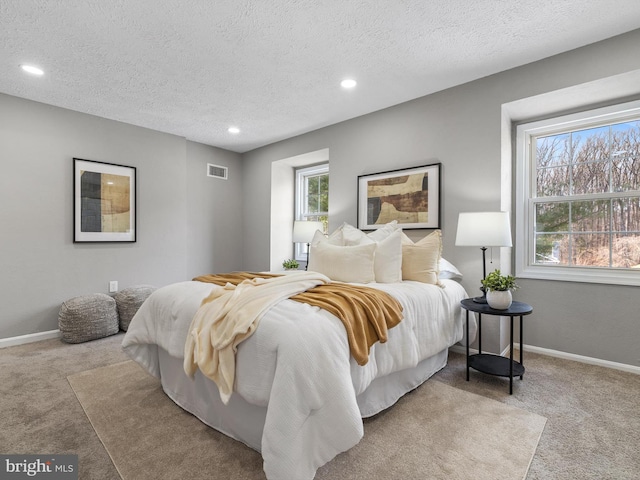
[2,1,640,153]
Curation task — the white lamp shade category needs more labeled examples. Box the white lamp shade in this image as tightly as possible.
[455,212,512,247]
[293,221,324,243]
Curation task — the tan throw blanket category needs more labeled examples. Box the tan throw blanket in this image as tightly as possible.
[193,272,404,366]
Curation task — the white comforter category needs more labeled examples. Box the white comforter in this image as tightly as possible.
[122,277,473,480]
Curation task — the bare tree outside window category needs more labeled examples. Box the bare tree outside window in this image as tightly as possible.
[534,121,640,269]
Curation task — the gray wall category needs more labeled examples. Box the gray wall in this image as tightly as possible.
[241,30,640,367]
[0,93,243,339]
[185,141,243,278]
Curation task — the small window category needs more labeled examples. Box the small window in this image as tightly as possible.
[516,100,640,286]
[295,164,329,261]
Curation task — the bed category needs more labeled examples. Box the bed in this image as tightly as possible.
[122,223,477,480]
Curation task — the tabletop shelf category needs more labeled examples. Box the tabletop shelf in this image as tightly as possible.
[468,353,525,378]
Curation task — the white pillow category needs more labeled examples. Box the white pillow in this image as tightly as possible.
[340,221,401,244]
[439,258,463,281]
[308,242,376,283]
[339,222,370,246]
[310,227,343,247]
[367,220,401,242]
[401,230,442,285]
[326,225,344,245]
[371,229,403,283]
[333,222,402,282]
[310,229,341,247]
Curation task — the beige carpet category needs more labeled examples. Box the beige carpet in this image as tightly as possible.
[68,360,546,480]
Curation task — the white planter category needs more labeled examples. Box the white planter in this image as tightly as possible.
[486,290,512,310]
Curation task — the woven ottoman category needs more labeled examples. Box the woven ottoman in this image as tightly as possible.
[115,285,157,331]
[58,293,119,344]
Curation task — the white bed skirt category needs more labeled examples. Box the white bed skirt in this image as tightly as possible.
[157,347,448,453]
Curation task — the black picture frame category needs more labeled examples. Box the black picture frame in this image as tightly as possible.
[357,163,441,230]
[73,158,137,242]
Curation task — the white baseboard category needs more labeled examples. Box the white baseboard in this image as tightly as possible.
[522,344,640,375]
[449,343,640,375]
[0,329,61,349]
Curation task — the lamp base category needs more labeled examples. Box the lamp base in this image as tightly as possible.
[472,285,487,303]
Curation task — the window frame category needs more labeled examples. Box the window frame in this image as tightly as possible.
[515,99,640,286]
[294,163,329,261]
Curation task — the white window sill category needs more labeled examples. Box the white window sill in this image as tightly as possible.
[517,264,640,287]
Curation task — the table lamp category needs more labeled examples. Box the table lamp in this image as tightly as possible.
[293,220,324,270]
[455,212,512,303]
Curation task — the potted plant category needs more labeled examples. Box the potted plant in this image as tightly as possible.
[480,269,519,309]
[282,259,300,271]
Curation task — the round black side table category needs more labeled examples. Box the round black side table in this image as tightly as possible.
[460,298,533,394]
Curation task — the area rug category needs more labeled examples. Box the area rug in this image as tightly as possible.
[68,360,546,480]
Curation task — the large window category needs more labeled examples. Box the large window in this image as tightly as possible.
[516,100,640,286]
[295,164,328,260]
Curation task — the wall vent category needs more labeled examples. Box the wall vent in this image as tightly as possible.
[207,163,228,179]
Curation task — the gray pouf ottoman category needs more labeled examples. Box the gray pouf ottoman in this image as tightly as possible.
[114,285,157,331]
[58,293,119,344]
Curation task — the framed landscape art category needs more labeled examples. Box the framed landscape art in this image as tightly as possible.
[357,163,441,230]
[73,158,136,242]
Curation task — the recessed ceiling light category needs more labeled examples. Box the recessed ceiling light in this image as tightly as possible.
[20,64,44,76]
[228,127,240,134]
[341,79,357,89]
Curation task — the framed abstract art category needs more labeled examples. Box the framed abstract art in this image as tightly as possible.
[357,163,441,230]
[73,158,136,242]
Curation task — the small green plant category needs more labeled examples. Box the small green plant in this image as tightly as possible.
[282,259,299,270]
[481,269,519,292]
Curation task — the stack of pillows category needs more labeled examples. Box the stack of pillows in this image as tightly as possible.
[307,221,462,285]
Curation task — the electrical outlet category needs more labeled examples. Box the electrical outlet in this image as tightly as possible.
[109,281,118,293]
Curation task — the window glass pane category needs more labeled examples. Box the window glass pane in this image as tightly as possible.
[611,121,640,193]
[611,120,640,158]
[306,177,315,213]
[611,233,640,268]
[534,233,567,265]
[536,134,570,168]
[571,161,609,195]
[307,193,319,213]
[571,233,610,267]
[572,125,609,163]
[612,197,640,233]
[535,202,569,233]
[304,173,328,215]
[537,166,569,197]
[319,175,328,211]
[570,199,610,232]
[308,176,319,195]
[319,192,328,213]
[612,158,640,192]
